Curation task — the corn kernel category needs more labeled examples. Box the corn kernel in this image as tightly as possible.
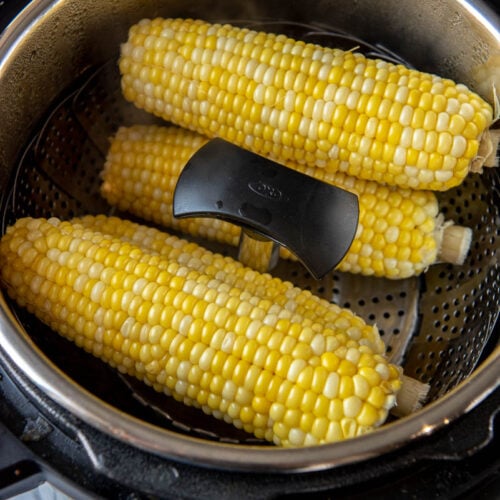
[2,205,406,448]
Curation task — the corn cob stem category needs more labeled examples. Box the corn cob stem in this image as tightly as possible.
[119,17,494,191]
[1,216,406,446]
[101,124,473,279]
[437,223,473,266]
[392,375,430,418]
[474,128,500,170]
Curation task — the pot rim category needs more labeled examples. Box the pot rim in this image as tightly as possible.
[0,0,499,472]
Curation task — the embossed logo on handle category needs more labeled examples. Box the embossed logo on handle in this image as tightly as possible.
[248,180,287,201]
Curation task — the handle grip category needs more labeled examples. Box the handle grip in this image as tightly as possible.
[173,139,359,279]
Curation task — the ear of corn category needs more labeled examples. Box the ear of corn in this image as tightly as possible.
[102,125,240,248]
[101,124,472,279]
[0,216,402,446]
[73,215,387,355]
[119,17,494,191]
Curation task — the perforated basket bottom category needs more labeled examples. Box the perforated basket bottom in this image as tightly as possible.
[0,22,498,444]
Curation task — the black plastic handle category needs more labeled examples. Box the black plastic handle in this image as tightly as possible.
[173,139,359,279]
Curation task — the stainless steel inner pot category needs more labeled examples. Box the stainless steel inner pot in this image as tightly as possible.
[0,0,498,472]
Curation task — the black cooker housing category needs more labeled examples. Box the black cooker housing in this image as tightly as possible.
[0,1,499,498]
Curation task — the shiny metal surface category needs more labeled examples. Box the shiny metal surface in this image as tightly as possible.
[0,0,498,471]
[238,230,281,273]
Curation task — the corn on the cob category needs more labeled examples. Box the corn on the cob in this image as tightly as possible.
[0,216,403,446]
[119,17,495,191]
[73,215,387,355]
[76,215,431,418]
[101,124,472,279]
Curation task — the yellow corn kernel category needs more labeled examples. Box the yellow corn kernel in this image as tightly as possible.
[0,216,403,447]
[119,18,492,191]
[102,125,470,279]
